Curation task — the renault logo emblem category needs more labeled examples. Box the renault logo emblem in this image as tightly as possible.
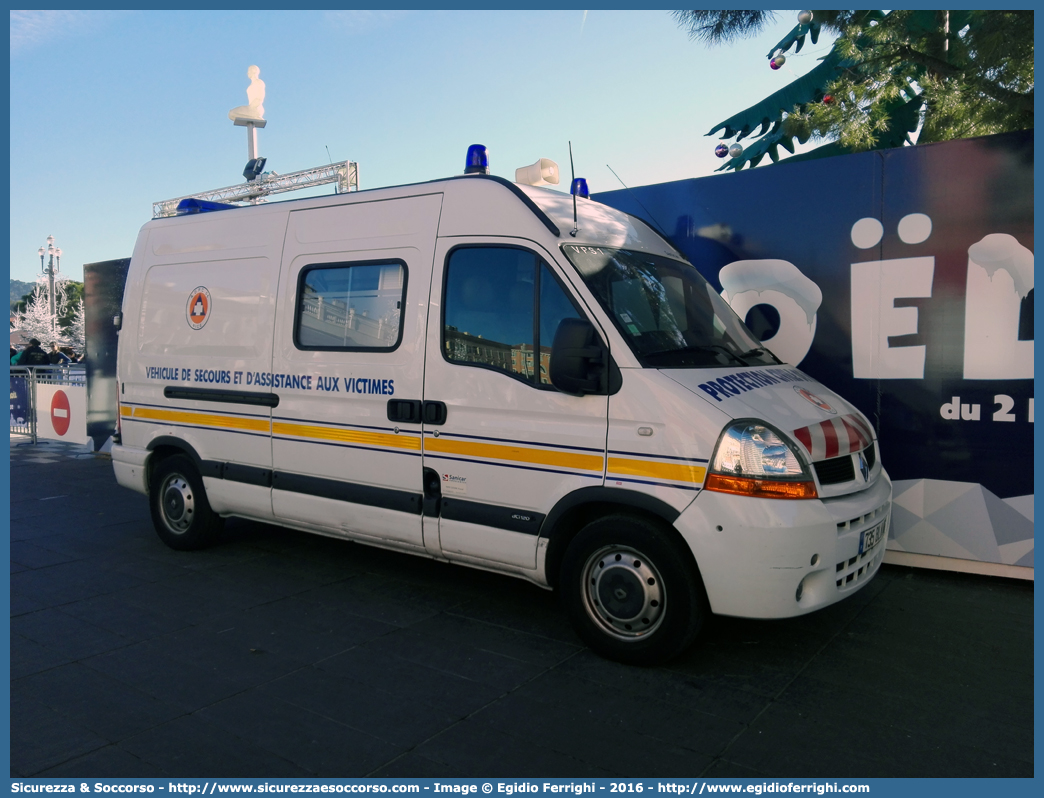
[858,452,870,482]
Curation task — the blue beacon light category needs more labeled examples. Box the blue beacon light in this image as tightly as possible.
[570,178,590,199]
[175,198,239,215]
[464,144,489,175]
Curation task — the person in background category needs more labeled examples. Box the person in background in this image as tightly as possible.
[48,342,71,365]
[16,338,50,366]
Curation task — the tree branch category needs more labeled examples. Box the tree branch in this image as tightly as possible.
[863,44,1034,114]
[893,45,962,79]
[972,82,1034,114]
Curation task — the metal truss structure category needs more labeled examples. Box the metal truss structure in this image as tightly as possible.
[153,161,359,218]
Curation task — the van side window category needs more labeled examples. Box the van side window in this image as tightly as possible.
[443,247,582,387]
[295,261,406,350]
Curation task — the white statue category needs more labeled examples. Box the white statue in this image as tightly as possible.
[228,65,265,121]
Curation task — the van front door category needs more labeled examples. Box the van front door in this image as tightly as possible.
[422,241,609,571]
[270,194,442,551]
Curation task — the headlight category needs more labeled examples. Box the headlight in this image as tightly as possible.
[705,421,817,499]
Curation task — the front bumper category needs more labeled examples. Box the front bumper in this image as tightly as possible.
[677,470,892,618]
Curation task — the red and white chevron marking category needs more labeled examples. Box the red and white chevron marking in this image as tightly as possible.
[792,414,874,461]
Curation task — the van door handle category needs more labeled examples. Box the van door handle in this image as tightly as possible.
[387,399,422,423]
[423,400,447,425]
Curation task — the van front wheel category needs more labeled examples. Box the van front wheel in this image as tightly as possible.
[560,515,706,665]
[149,454,223,550]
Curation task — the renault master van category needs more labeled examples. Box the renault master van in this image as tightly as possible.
[112,165,891,664]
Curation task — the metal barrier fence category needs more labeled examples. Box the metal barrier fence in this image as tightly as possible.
[9,365,87,444]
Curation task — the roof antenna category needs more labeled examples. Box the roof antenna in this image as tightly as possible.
[325,145,334,165]
[606,163,675,243]
[569,142,579,237]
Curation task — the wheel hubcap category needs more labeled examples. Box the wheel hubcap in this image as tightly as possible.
[160,474,194,534]
[581,545,665,640]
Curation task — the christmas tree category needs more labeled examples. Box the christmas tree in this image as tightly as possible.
[674,10,1034,171]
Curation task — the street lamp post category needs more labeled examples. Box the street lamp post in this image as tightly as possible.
[37,235,61,334]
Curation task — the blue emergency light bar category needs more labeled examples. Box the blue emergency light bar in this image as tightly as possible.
[464,144,489,175]
[175,198,239,215]
[570,178,590,199]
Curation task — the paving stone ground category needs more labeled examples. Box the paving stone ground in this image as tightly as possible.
[8,436,1034,778]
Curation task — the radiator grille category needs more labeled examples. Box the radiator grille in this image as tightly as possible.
[814,456,855,485]
[813,444,877,486]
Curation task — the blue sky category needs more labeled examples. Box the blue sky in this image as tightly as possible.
[9,10,834,283]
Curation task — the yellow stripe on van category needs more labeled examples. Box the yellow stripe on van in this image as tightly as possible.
[272,421,422,452]
[608,457,707,485]
[124,405,271,433]
[425,437,603,473]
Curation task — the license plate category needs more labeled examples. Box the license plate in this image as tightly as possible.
[859,521,886,554]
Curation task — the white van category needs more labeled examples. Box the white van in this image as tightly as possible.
[112,164,891,664]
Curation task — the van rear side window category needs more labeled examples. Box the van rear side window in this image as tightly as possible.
[295,261,406,351]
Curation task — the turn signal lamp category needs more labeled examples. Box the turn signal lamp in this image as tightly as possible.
[571,177,590,198]
[515,158,560,186]
[705,421,817,499]
[464,144,490,175]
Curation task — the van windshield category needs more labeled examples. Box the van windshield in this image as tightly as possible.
[562,245,780,369]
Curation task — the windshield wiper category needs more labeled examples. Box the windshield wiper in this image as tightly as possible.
[735,347,781,365]
[643,344,748,367]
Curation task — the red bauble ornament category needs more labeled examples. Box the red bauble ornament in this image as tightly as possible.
[770,60,781,70]
[823,94,834,104]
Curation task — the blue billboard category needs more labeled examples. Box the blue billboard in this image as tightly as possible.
[597,130,1033,570]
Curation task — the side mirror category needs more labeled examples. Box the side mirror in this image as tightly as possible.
[550,318,615,395]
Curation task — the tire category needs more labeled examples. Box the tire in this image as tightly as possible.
[560,514,707,665]
[149,454,223,550]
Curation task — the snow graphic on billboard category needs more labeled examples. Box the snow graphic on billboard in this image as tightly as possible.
[963,234,1034,380]
[719,259,822,366]
[719,214,1035,387]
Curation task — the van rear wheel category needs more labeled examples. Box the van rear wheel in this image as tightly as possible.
[149,454,223,550]
[560,515,706,665]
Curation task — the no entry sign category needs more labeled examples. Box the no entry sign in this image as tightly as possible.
[35,382,87,445]
[50,389,71,436]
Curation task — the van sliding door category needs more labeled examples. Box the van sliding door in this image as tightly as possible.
[269,194,442,551]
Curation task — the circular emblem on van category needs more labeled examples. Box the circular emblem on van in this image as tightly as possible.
[794,385,836,414]
[187,287,211,330]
